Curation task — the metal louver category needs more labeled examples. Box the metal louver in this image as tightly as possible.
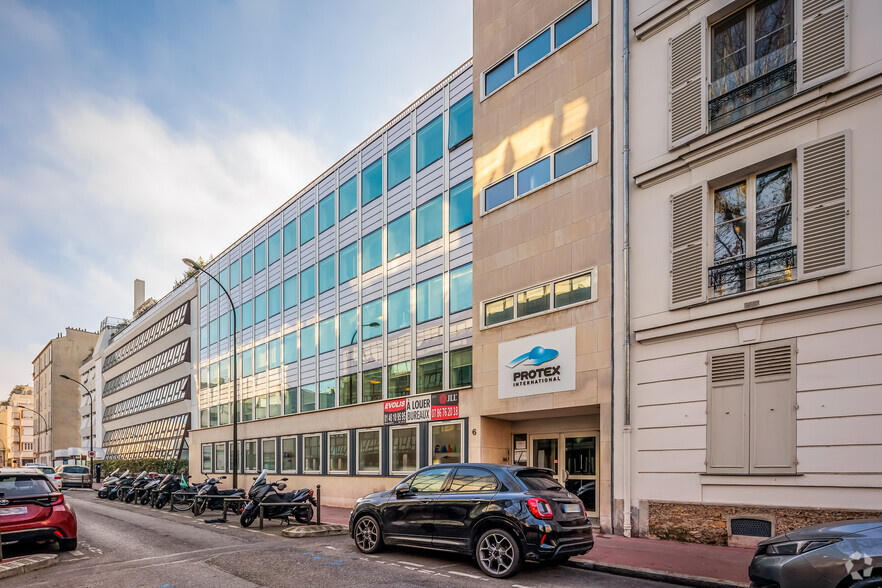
[669,23,705,146]
[711,352,746,382]
[754,346,792,377]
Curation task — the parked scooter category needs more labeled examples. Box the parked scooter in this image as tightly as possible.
[191,476,245,516]
[110,470,143,501]
[103,470,133,501]
[120,471,148,503]
[96,468,122,499]
[153,473,191,510]
[240,471,316,527]
[139,473,165,505]
[123,471,157,503]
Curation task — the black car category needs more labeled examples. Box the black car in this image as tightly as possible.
[349,463,593,578]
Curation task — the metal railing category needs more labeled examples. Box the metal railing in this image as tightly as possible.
[708,245,797,298]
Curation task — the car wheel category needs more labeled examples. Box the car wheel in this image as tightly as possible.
[475,528,522,579]
[353,515,384,554]
[851,579,882,588]
[57,538,77,551]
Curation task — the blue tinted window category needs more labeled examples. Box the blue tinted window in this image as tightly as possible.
[283,220,296,255]
[300,206,315,244]
[555,1,592,47]
[518,29,551,72]
[220,311,230,340]
[241,349,253,377]
[200,325,208,349]
[209,280,218,302]
[254,292,267,324]
[339,242,357,283]
[485,176,515,211]
[362,299,383,340]
[417,196,442,247]
[319,255,335,293]
[268,338,281,369]
[254,344,267,374]
[209,319,219,344]
[268,284,281,317]
[230,260,240,287]
[387,213,410,261]
[283,331,297,364]
[319,379,336,409]
[416,275,443,323]
[268,231,281,265]
[362,229,382,272]
[319,193,335,233]
[242,299,253,328]
[450,263,473,313]
[450,179,473,230]
[388,138,410,189]
[300,383,316,412]
[362,159,383,204]
[485,56,514,94]
[200,283,208,306]
[517,157,551,196]
[554,136,592,178]
[319,317,335,354]
[339,176,357,219]
[241,251,253,281]
[301,324,316,359]
[254,241,266,274]
[417,116,443,171]
[301,265,315,302]
[387,288,411,332]
[339,308,357,347]
[449,94,473,149]
[219,268,229,292]
[283,276,297,310]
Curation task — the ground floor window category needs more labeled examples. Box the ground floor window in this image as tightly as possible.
[201,444,212,473]
[430,421,462,465]
[357,429,381,474]
[391,425,418,474]
[328,432,349,473]
[262,439,276,472]
[244,440,257,472]
[303,434,321,473]
[281,437,297,473]
[214,442,226,473]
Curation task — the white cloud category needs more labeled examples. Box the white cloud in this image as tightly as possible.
[0,93,328,396]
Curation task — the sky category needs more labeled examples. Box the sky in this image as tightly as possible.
[0,0,472,398]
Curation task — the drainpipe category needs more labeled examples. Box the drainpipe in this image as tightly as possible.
[622,0,633,539]
[609,0,616,537]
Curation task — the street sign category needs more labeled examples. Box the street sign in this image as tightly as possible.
[88,451,95,457]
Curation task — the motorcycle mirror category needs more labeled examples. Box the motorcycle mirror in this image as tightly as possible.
[280,478,289,482]
[393,482,411,498]
[277,483,287,491]
[220,476,227,479]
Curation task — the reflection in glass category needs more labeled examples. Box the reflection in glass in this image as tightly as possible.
[391,427,418,473]
[303,435,320,472]
[518,29,550,72]
[517,285,551,317]
[387,361,411,398]
[416,354,443,395]
[485,296,514,326]
[329,433,348,473]
[358,430,380,472]
[362,368,382,402]
[555,273,592,307]
[431,423,462,465]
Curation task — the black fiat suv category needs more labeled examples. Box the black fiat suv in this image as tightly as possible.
[349,463,593,578]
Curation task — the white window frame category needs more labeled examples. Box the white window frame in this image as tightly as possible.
[201,443,212,474]
[481,0,599,100]
[480,131,598,215]
[214,442,227,473]
[280,436,298,474]
[243,439,258,473]
[356,428,383,475]
[303,433,322,474]
[261,438,277,473]
[389,424,420,476]
[481,268,598,329]
[327,431,350,475]
[429,420,464,466]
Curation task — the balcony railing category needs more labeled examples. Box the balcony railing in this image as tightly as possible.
[709,245,797,298]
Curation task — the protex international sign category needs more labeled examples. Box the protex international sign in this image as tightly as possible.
[497,327,576,398]
[383,391,460,425]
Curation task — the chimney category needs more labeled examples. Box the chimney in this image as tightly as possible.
[134,279,146,313]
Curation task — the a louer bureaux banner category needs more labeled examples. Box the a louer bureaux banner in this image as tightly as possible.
[497,327,577,398]
[383,390,460,425]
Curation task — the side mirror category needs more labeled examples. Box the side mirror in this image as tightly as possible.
[281,478,289,482]
[393,482,411,498]
[220,476,227,480]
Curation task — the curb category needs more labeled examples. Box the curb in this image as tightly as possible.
[565,559,750,588]
[0,553,59,580]
[282,524,349,538]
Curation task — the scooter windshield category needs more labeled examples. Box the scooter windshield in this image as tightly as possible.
[135,471,147,481]
[160,474,172,484]
[119,470,130,479]
[251,470,267,489]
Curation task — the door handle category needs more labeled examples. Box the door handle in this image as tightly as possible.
[469,498,483,502]
[420,499,433,504]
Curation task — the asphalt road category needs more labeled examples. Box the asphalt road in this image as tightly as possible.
[6,489,671,588]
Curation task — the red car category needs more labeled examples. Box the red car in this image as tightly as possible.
[0,468,77,550]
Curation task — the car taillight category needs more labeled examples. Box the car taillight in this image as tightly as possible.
[526,497,553,520]
[50,493,64,506]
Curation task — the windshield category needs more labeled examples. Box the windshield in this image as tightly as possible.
[251,470,267,489]
[120,470,131,478]
[160,474,172,484]
[135,471,147,480]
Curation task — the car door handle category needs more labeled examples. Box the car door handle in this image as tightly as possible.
[469,498,483,502]
[420,499,433,504]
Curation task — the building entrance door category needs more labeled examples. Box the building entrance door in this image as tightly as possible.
[528,433,597,517]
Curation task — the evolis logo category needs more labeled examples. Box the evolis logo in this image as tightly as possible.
[506,346,562,387]
[385,399,406,410]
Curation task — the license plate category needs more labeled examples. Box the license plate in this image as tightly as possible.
[0,506,28,516]
[562,503,581,513]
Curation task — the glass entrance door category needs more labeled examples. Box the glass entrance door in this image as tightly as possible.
[527,432,597,517]
[531,437,558,471]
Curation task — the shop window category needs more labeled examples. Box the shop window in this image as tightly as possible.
[362,368,382,403]
[303,434,321,474]
[328,432,349,474]
[357,429,381,474]
[431,422,462,465]
[390,426,418,475]
[281,436,297,473]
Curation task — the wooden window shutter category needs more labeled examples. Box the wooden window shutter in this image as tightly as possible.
[797,0,849,91]
[750,341,796,474]
[797,130,851,279]
[670,184,707,308]
[707,348,749,474]
[668,21,707,149]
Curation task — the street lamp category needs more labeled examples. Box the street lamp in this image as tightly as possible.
[183,257,239,490]
[0,402,49,463]
[60,374,94,476]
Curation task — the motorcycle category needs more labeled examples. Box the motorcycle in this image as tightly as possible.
[120,471,148,503]
[96,468,122,499]
[153,473,185,509]
[105,470,133,501]
[138,474,165,506]
[240,470,316,528]
[111,470,143,501]
[191,476,245,516]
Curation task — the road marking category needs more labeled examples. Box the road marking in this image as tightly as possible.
[512,584,534,588]
[324,545,339,550]
[71,550,84,557]
[449,570,487,581]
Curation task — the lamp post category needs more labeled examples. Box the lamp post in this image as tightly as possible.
[183,257,239,490]
[60,375,94,476]
[0,402,48,463]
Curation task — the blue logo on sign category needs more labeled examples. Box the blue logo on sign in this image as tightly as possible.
[506,346,559,368]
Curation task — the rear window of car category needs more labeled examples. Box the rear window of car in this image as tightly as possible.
[61,466,89,474]
[36,467,55,475]
[517,471,564,492]
[0,475,56,497]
